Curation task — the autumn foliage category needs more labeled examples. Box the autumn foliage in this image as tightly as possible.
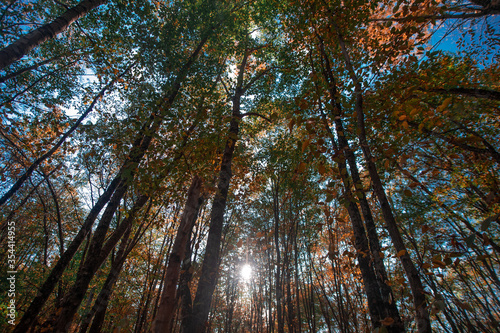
[0,0,499,332]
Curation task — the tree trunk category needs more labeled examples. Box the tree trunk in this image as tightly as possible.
[51,193,149,332]
[0,64,133,208]
[183,46,253,333]
[333,28,432,333]
[79,224,132,333]
[272,177,285,333]
[316,39,387,330]
[179,236,195,331]
[14,33,209,333]
[152,176,203,332]
[0,0,106,70]
[13,175,121,333]
[342,131,405,332]
[185,109,240,333]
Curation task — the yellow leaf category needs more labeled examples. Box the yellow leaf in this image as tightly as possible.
[437,97,452,113]
[396,250,407,257]
[237,239,243,248]
[298,162,307,173]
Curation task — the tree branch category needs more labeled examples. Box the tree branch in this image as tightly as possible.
[239,112,271,122]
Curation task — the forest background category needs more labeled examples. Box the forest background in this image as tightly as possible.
[0,0,499,332]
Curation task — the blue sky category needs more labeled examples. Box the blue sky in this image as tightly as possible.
[430,15,500,66]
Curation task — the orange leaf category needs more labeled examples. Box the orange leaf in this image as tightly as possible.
[380,317,395,326]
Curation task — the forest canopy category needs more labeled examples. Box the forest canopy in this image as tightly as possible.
[0,0,499,332]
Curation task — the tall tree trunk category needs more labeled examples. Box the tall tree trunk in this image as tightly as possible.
[185,99,241,333]
[272,177,285,333]
[13,175,121,333]
[152,176,203,332]
[184,43,267,332]
[315,39,388,331]
[342,133,404,331]
[0,0,106,70]
[14,32,209,333]
[52,193,149,332]
[293,218,302,333]
[179,236,195,331]
[79,224,132,333]
[333,26,432,333]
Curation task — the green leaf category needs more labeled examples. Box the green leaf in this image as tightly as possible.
[465,234,476,247]
[480,217,493,231]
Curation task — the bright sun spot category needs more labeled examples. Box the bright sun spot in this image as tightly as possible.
[240,264,252,281]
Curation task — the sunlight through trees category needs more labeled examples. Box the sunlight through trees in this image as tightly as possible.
[0,0,498,332]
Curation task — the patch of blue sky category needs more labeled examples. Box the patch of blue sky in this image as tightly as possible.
[429,15,500,66]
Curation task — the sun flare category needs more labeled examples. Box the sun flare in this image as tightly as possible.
[240,264,252,281]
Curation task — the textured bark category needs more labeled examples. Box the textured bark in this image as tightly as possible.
[13,175,121,333]
[334,27,431,333]
[152,176,203,332]
[0,0,106,70]
[336,155,386,329]
[342,138,405,331]
[79,226,132,333]
[361,124,431,333]
[316,37,388,330]
[179,238,195,331]
[15,33,208,332]
[52,193,149,332]
[186,114,240,333]
[272,178,285,333]
[184,48,250,333]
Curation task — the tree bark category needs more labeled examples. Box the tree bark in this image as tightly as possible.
[184,48,250,333]
[152,176,203,332]
[272,177,285,333]
[51,192,149,332]
[341,132,405,331]
[0,0,106,70]
[14,32,208,332]
[78,224,132,333]
[185,109,240,333]
[315,37,393,331]
[333,26,432,333]
[179,236,195,331]
[13,175,121,333]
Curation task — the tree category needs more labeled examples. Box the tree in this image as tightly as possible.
[0,0,107,70]
[1,0,498,332]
